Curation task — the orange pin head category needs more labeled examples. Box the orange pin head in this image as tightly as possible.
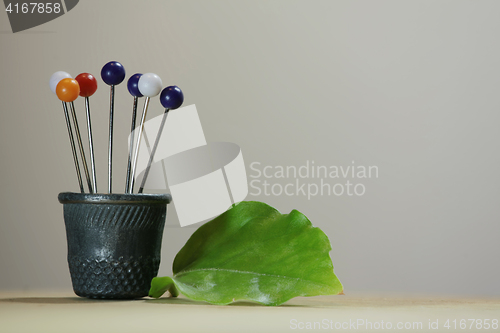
[56,78,80,102]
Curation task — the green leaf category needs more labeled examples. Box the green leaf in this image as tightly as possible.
[149,276,179,298]
[150,201,343,306]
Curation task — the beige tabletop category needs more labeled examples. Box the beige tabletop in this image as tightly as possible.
[0,291,499,333]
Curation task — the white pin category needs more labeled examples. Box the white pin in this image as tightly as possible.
[129,73,162,193]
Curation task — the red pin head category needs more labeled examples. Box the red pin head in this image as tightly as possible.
[75,73,98,97]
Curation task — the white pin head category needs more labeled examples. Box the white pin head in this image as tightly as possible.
[138,73,163,97]
[50,71,72,94]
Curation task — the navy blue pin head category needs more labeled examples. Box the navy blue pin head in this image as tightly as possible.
[160,85,184,110]
[101,61,126,86]
[127,73,143,97]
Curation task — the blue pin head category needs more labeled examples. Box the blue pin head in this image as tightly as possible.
[160,86,184,110]
[101,61,126,86]
[127,73,143,97]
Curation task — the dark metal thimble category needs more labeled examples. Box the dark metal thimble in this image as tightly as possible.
[58,192,171,299]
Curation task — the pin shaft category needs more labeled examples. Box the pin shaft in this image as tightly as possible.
[62,101,84,193]
[125,96,139,193]
[139,109,169,193]
[108,85,115,193]
[129,97,150,193]
[84,97,97,193]
[69,101,93,193]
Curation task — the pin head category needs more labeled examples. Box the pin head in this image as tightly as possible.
[160,86,184,110]
[127,73,143,97]
[138,73,162,97]
[49,71,71,94]
[56,78,80,102]
[101,61,126,86]
[75,73,98,97]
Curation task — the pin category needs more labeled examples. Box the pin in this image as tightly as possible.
[75,73,98,193]
[57,78,93,193]
[101,61,126,193]
[125,73,143,193]
[129,73,162,193]
[139,86,184,193]
[51,72,83,193]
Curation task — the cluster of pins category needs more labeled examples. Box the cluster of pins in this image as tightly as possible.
[50,61,184,194]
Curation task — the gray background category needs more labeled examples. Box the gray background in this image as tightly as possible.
[0,0,499,296]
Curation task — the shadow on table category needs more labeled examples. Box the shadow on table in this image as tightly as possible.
[0,296,311,307]
[0,297,300,307]
[0,297,138,305]
[144,297,302,307]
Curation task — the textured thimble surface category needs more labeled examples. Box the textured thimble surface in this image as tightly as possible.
[59,193,171,299]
